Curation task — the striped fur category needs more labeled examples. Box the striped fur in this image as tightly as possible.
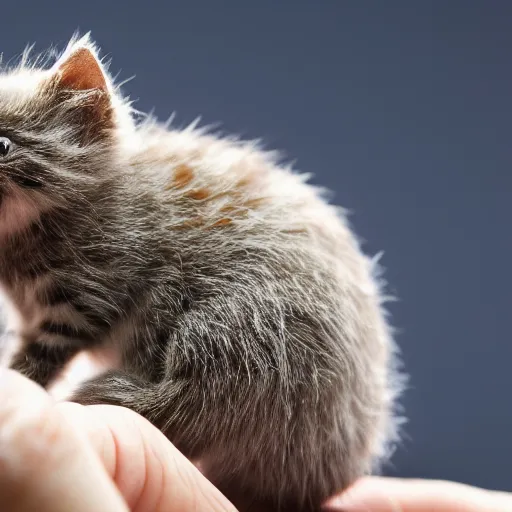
[0,34,404,511]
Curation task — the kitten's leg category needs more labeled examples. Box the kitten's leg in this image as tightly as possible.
[69,370,207,458]
[70,295,373,512]
[10,341,82,388]
[70,370,327,512]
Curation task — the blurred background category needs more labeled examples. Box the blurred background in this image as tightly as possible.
[3,1,511,492]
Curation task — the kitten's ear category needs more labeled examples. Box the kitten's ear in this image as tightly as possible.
[57,48,108,92]
[49,36,116,142]
[52,38,110,93]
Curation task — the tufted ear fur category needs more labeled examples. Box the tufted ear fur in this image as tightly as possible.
[49,35,115,143]
[52,34,110,93]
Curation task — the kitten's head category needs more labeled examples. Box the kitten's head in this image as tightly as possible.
[0,34,133,236]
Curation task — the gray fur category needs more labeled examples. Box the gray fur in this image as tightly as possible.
[0,34,403,511]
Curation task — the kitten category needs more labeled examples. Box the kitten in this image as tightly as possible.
[0,34,403,511]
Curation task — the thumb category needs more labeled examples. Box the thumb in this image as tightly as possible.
[0,369,128,512]
[56,401,236,512]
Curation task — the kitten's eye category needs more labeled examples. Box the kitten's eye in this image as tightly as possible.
[0,137,12,157]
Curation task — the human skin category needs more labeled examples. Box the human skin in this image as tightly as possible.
[1,364,511,512]
[325,476,512,511]
[0,368,235,511]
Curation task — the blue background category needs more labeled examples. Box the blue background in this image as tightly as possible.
[3,1,511,491]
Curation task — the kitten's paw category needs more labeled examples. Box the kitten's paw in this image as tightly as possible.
[70,370,149,408]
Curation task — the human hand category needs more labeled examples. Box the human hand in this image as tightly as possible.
[0,367,236,511]
[4,355,512,512]
[325,476,512,511]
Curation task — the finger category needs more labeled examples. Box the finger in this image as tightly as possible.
[326,476,512,512]
[56,401,237,512]
[0,369,128,512]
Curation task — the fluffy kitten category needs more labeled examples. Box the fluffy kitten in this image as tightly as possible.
[0,34,402,511]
